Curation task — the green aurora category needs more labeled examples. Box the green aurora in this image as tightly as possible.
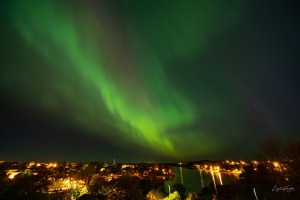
[1,0,299,161]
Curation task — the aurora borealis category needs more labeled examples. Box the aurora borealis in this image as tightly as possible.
[1,0,300,162]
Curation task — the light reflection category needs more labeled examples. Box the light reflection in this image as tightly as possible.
[199,169,204,189]
[218,172,223,185]
[180,166,184,184]
[210,171,217,194]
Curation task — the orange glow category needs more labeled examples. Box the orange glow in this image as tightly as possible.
[8,172,19,179]
[273,162,279,167]
[6,170,20,180]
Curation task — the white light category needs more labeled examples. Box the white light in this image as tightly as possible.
[253,188,258,200]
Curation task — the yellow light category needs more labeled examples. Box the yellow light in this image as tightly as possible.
[8,172,19,179]
[7,170,20,180]
[273,162,279,168]
[8,174,15,179]
[218,172,223,185]
[214,166,220,172]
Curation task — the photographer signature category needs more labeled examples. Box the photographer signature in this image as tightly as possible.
[272,185,295,193]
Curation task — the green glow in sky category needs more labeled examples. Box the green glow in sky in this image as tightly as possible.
[1,0,251,160]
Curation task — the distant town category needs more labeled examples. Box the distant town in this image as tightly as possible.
[0,158,298,200]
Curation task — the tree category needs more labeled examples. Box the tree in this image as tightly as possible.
[115,175,143,200]
[0,174,50,200]
[285,140,300,164]
[88,176,106,195]
[256,136,283,161]
[186,192,201,200]
[68,186,81,200]
[79,164,96,185]
[201,186,213,196]
[140,178,165,197]
[284,140,300,197]
[243,136,300,199]
[164,191,181,200]
[89,174,143,199]
[172,183,186,200]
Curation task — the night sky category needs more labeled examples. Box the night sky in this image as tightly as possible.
[1,0,299,162]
